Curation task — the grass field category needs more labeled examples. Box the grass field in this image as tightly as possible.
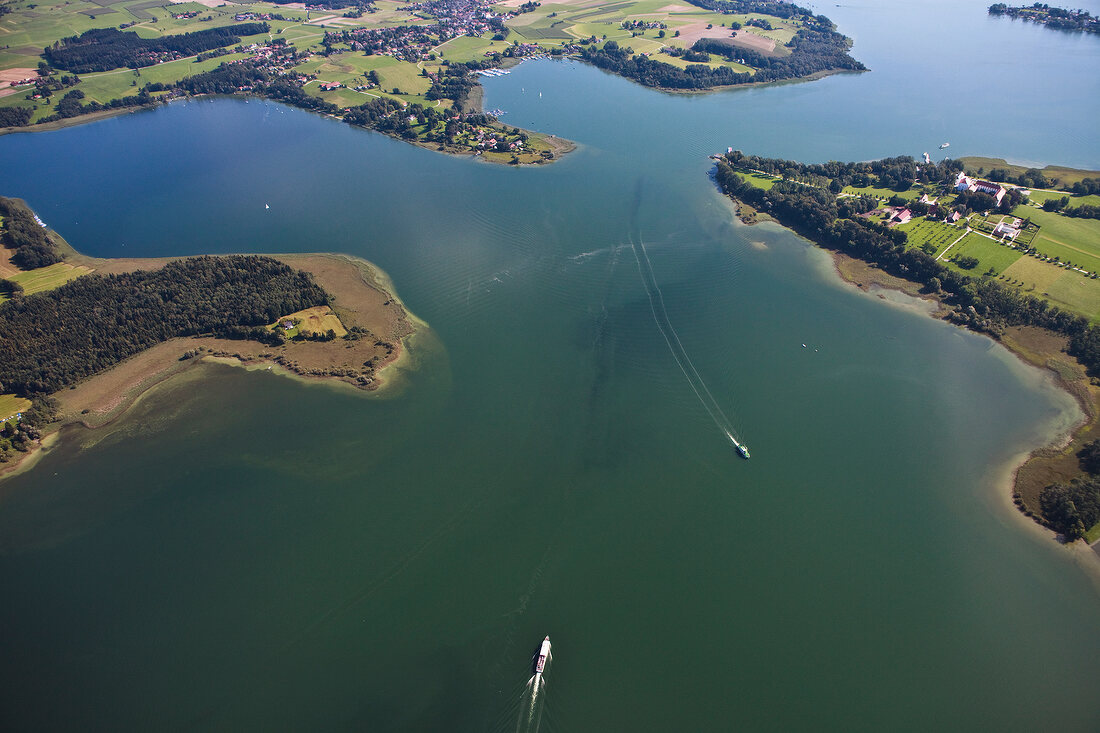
[1017,206,1100,273]
[0,394,32,424]
[733,170,779,190]
[1026,190,1100,208]
[0,262,93,303]
[842,184,914,199]
[942,233,1023,276]
[1001,248,1100,320]
[272,305,348,339]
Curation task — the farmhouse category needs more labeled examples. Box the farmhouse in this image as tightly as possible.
[893,208,912,224]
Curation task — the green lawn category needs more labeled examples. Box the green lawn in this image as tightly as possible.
[734,170,778,190]
[1026,190,1100,208]
[841,184,913,199]
[1017,206,1100,273]
[1002,253,1100,320]
[0,394,32,424]
[943,233,1023,276]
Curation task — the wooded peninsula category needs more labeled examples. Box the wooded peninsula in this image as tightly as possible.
[0,196,422,476]
[713,151,1100,544]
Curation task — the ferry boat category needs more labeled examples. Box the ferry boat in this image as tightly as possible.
[736,442,750,459]
[534,636,551,673]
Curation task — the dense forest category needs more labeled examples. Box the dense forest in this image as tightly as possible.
[579,20,863,91]
[44,23,270,73]
[0,196,62,269]
[0,256,329,396]
[0,106,32,128]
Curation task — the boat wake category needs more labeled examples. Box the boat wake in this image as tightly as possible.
[623,178,748,456]
[627,230,747,456]
[512,638,551,733]
[515,674,547,733]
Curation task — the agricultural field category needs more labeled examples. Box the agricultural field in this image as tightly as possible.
[0,261,94,303]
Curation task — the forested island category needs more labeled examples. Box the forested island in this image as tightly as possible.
[988,4,1100,34]
[0,196,421,475]
[714,151,1100,543]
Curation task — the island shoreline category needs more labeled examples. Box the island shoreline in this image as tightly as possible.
[727,195,1100,565]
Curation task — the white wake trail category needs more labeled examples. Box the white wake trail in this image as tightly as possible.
[627,234,744,447]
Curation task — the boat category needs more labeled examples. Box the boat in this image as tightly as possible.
[940,142,950,149]
[726,430,750,459]
[534,636,551,674]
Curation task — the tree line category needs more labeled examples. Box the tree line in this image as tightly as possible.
[0,256,329,396]
[682,0,821,22]
[0,196,62,269]
[44,23,270,73]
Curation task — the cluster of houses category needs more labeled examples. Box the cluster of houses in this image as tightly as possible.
[326,0,525,63]
[234,13,274,22]
[470,127,524,152]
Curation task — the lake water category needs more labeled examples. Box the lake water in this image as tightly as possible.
[0,0,1098,730]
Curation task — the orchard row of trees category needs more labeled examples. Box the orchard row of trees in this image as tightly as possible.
[44,23,270,73]
[0,256,330,396]
[0,197,61,269]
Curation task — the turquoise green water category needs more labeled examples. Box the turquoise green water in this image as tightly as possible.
[0,1,1098,730]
